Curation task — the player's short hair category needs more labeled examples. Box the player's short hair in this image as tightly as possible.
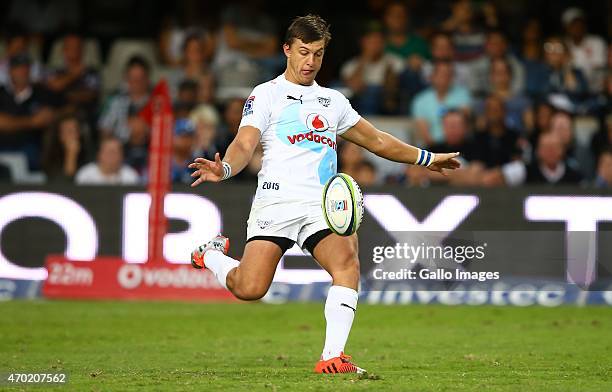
[285,14,331,47]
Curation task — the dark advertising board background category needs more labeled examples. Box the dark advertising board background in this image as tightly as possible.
[0,184,611,304]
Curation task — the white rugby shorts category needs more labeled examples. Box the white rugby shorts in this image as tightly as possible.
[246,198,329,249]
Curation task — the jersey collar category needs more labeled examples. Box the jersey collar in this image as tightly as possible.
[278,73,319,90]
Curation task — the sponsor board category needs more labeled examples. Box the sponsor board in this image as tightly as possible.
[1,185,611,303]
[262,281,612,306]
[42,256,234,301]
[0,278,42,300]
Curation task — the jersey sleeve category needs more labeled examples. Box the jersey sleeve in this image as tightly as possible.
[238,85,271,135]
[336,94,361,135]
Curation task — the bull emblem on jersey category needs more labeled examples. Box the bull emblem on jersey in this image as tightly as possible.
[317,96,331,107]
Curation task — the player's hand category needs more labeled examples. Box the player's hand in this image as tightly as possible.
[427,152,461,176]
[188,152,224,186]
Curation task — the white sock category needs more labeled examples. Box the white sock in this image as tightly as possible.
[321,285,358,360]
[204,250,239,289]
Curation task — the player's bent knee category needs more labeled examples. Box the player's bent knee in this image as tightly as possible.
[232,282,269,301]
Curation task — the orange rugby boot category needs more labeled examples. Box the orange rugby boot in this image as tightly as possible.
[314,352,366,374]
[190,235,230,269]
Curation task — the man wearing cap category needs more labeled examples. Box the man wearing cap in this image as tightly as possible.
[0,53,59,170]
[0,25,44,87]
[562,7,607,91]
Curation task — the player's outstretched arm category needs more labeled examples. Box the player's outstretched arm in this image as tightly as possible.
[188,125,261,186]
[340,118,461,175]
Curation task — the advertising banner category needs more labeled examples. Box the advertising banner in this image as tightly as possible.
[0,185,610,304]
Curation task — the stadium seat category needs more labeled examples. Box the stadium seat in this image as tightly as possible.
[102,39,159,94]
[46,38,102,69]
[0,153,46,184]
[215,86,253,102]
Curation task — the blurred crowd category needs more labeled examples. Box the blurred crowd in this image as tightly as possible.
[0,0,610,188]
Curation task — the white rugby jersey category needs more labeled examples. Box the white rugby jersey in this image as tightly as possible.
[239,74,361,202]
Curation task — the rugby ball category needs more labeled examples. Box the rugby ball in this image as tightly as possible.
[322,173,364,236]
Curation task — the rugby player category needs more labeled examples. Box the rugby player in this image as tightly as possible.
[189,14,460,374]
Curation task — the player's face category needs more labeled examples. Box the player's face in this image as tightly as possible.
[284,39,325,86]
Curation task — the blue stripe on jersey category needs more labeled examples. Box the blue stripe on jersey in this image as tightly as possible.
[275,102,337,185]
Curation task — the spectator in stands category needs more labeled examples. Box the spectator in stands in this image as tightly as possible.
[177,79,198,105]
[212,2,282,88]
[591,70,612,135]
[400,32,472,113]
[430,110,476,161]
[340,21,403,115]
[562,7,607,92]
[171,118,196,184]
[467,29,525,97]
[0,25,43,86]
[542,37,589,109]
[411,60,471,145]
[547,109,595,179]
[159,21,215,67]
[42,114,89,182]
[167,30,212,98]
[475,58,531,132]
[422,31,470,88]
[46,32,100,129]
[217,97,246,153]
[98,56,151,143]
[526,101,554,154]
[472,95,522,168]
[0,53,58,170]
[173,79,198,119]
[197,72,216,105]
[594,148,612,188]
[441,0,488,62]
[520,19,549,98]
[526,131,582,185]
[75,136,139,185]
[123,114,149,176]
[383,1,430,65]
[403,110,481,187]
[521,19,543,63]
[190,104,221,161]
[590,114,612,164]
[179,30,211,80]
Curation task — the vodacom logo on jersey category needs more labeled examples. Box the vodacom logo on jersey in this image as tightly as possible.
[286,113,336,150]
[306,113,329,132]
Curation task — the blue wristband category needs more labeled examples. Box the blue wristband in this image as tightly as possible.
[416,149,435,167]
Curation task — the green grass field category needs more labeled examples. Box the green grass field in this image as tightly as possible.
[1,301,611,391]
